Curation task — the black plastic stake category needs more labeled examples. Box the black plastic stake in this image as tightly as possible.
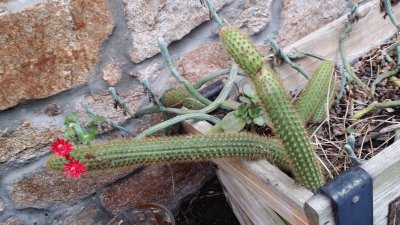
[319,166,373,225]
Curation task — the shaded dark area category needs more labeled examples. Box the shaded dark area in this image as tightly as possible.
[176,176,240,225]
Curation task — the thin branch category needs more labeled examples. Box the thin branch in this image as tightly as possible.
[158,37,233,110]
[287,51,328,61]
[140,78,162,106]
[383,0,400,31]
[351,100,400,119]
[336,63,348,104]
[108,87,135,117]
[134,65,239,117]
[205,0,224,27]
[267,38,310,79]
[344,144,365,165]
[370,66,400,94]
[134,113,220,139]
[80,103,134,136]
[339,3,368,89]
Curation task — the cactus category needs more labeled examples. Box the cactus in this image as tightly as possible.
[162,86,205,109]
[312,78,338,123]
[219,27,263,77]
[220,27,324,191]
[296,61,334,123]
[47,133,288,171]
[48,26,337,192]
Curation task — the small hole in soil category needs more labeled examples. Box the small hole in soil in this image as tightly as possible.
[176,175,240,225]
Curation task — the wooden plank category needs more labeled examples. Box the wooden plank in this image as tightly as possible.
[218,168,288,225]
[217,160,312,225]
[221,189,255,225]
[280,0,400,95]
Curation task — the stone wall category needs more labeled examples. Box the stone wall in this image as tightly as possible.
[0,0,349,224]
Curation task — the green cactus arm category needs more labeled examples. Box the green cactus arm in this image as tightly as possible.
[296,60,334,123]
[312,78,338,123]
[219,27,264,77]
[255,66,324,191]
[47,133,288,171]
[162,86,206,109]
[219,27,324,191]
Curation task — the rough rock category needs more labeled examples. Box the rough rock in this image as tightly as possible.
[123,0,232,63]
[103,59,122,86]
[280,0,347,46]
[75,86,145,126]
[223,0,272,35]
[54,205,103,225]
[0,0,114,110]
[0,121,61,164]
[11,167,138,208]
[100,163,215,214]
[177,42,231,84]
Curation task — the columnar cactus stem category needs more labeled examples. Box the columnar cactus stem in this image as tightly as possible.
[296,60,334,123]
[47,133,288,171]
[219,27,324,191]
[312,78,337,123]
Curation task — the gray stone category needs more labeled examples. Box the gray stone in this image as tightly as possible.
[103,59,122,86]
[123,0,232,63]
[0,0,114,110]
[223,0,272,35]
[280,0,347,46]
[11,168,137,208]
[54,205,103,225]
[0,121,60,164]
[75,86,145,126]
[176,42,231,84]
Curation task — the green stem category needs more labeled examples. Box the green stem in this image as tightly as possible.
[287,51,327,61]
[383,0,400,31]
[134,113,220,140]
[370,67,400,94]
[351,100,400,119]
[205,0,224,27]
[134,65,239,118]
[158,37,234,110]
[268,38,310,79]
[339,3,367,89]
[193,67,246,89]
[344,144,365,165]
[108,87,134,117]
[80,103,134,136]
[158,37,212,106]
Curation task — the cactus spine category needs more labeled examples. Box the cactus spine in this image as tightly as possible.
[220,27,324,191]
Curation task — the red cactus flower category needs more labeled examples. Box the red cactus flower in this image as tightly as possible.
[63,159,87,179]
[50,138,74,158]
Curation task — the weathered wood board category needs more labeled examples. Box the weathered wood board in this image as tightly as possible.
[183,0,400,224]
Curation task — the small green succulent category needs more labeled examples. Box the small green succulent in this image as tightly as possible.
[220,84,266,132]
